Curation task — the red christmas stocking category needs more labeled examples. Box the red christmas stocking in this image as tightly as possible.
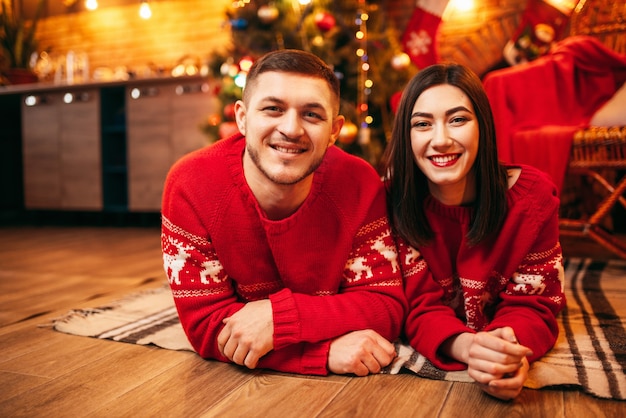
[503,0,573,65]
[401,0,450,69]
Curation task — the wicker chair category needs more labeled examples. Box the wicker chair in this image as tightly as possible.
[558,0,626,258]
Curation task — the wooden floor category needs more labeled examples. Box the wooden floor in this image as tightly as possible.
[1,223,625,417]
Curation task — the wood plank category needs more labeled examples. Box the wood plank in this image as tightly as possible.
[0,333,129,379]
[0,320,100,362]
[564,391,626,418]
[0,344,189,417]
[0,226,164,277]
[0,372,50,404]
[319,373,451,417]
[438,380,564,418]
[201,372,349,418]
[0,270,162,326]
[89,357,257,417]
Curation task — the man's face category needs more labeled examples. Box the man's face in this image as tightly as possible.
[235,71,344,187]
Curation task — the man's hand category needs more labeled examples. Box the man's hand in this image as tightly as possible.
[217,299,274,369]
[328,329,396,376]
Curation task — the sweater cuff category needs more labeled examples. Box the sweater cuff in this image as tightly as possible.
[302,341,331,375]
[270,288,301,350]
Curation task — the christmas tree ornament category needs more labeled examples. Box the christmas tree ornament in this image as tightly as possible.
[230,18,249,30]
[238,56,254,72]
[207,113,221,127]
[223,102,236,121]
[258,4,279,24]
[315,12,336,32]
[391,52,411,70]
[219,59,233,76]
[218,121,240,138]
[311,35,324,47]
[338,120,359,144]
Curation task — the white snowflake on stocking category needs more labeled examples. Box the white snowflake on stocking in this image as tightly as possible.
[406,29,432,57]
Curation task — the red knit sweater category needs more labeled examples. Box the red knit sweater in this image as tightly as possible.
[161,133,407,375]
[400,164,566,370]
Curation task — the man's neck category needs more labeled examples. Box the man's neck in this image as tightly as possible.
[243,156,313,221]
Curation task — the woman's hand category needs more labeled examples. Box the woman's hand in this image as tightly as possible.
[443,327,532,400]
[466,327,532,400]
[479,356,529,400]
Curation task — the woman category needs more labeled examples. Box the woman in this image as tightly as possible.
[383,63,565,400]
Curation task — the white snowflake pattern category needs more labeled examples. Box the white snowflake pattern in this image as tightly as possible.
[406,29,432,57]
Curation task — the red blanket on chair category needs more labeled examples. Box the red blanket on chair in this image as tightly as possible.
[483,36,626,192]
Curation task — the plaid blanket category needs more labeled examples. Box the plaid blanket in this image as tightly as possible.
[52,258,626,400]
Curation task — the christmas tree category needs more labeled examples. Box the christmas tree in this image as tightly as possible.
[203,0,418,170]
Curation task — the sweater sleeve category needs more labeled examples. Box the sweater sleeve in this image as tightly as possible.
[162,211,243,364]
[400,238,472,371]
[485,213,565,362]
[269,215,408,350]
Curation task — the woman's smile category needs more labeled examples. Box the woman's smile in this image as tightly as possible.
[428,153,461,167]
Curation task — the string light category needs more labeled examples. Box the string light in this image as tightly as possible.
[139,1,152,20]
[356,7,371,144]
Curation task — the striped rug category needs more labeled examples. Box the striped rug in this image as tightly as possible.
[52,257,626,400]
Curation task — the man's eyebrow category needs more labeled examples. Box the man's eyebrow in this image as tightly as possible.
[259,96,327,111]
[259,96,285,105]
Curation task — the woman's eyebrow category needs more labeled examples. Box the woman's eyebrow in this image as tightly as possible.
[411,106,472,119]
[411,111,433,118]
[445,106,472,116]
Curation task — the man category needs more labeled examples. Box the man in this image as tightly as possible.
[161,49,406,376]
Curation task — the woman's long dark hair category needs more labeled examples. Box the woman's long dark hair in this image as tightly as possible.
[382,63,508,248]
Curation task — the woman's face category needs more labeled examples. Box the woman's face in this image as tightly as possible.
[409,84,479,205]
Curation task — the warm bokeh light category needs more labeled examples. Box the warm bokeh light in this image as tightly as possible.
[449,0,474,13]
[545,0,578,14]
[239,56,254,72]
[85,0,98,10]
[139,1,152,20]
